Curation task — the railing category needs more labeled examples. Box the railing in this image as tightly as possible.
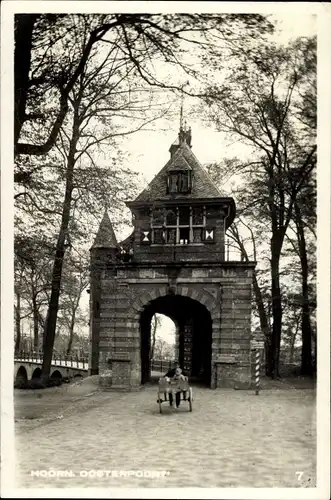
[15,353,176,373]
[14,351,89,370]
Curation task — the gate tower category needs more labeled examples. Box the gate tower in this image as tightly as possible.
[89,124,256,389]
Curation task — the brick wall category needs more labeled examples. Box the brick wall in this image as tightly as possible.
[92,260,255,390]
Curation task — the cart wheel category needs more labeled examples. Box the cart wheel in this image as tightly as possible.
[158,393,162,413]
[188,388,193,412]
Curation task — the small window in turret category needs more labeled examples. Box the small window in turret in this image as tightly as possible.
[168,171,191,194]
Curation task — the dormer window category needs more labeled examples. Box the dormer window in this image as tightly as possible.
[167,171,192,194]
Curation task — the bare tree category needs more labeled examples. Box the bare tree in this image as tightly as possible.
[15,13,273,159]
[150,314,162,359]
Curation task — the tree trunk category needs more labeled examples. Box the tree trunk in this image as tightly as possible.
[289,316,300,364]
[15,290,21,355]
[14,14,39,149]
[252,271,272,374]
[42,312,48,353]
[32,292,39,351]
[150,315,157,359]
[41,117,79,382]
[270,237,282,378]
[295,203,313,375]
[312,329,317,374]
[66,311,76,356]
[36,310,46,352]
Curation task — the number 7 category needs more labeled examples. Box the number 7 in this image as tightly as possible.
[296,471,303,480]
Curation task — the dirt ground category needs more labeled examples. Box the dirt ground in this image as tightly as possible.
[14,375,316,489]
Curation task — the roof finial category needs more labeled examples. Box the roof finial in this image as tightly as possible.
[180,88,184,132]
[180,81,190,130]
[178,81,190,146]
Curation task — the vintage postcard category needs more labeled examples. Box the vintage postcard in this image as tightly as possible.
[1,1,330,499]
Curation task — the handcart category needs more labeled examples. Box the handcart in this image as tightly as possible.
[157,377,193,413]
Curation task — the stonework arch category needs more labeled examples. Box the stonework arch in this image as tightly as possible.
[15,365,28,384]
[136,287,217,385]
[131,286,221,349]
[130,286,220,327]
[31,367,42,379]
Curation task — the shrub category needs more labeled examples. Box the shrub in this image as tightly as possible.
[14,377,64,390]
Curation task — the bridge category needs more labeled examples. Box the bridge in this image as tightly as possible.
[14,352,88,386]
[14,352,176,386]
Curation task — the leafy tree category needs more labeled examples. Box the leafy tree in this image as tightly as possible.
[28,37,148,381]
[284,209,316,374]
[14,234,53,352]
[14,284,22,355]
[206,161,272,372]
[57,251,89,356]
[203,36,316,377]
[153,338,175,361]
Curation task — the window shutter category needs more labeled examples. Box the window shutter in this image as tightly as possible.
[204,227,215,242]
[141,230,151,244]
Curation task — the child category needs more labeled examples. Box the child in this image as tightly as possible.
[162,363,188,408]
[172,367,186,382]
[171,367,188,407]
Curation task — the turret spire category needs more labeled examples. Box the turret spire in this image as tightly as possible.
[92,210,118,249]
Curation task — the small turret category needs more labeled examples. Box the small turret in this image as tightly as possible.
[91,210,118,249]
[89,210,118,376]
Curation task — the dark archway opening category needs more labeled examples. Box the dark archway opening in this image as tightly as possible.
[16,366,28,385]
[31,367,42,379]
[50,370,62,379]
[140,295,212,386]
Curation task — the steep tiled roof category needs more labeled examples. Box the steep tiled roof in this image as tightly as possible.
[135,142,222,202]
[92,211,118,248]
[168,155,192,171]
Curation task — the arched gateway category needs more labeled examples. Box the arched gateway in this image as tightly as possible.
[89,124,256,390]
[140,294,213,385]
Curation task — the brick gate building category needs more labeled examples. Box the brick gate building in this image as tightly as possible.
[89,125,256,390]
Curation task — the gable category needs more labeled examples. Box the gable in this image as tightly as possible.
[135,142,222,202]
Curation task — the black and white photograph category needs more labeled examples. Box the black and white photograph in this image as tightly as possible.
[1,1,330,498]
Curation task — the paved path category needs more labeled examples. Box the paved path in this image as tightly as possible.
[14,379,316,489]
